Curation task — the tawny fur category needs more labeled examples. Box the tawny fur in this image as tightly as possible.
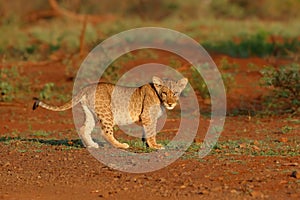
[33,76,188,149]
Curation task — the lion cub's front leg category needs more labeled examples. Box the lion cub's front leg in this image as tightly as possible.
[142,121,164,150]
[146,135,164,149]
[141,103,164,149]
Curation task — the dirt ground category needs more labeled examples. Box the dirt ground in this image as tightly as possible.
[0,52,299,200]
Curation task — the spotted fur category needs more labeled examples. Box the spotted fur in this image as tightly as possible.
[33,76,188,149]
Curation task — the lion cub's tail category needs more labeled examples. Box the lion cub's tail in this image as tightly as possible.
[32,88,86,111]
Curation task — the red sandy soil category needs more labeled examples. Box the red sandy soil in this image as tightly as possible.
[0,51,299,200]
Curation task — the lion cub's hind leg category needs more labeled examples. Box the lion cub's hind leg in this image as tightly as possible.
[79,105,99,148]
[100,125,129,149]
[97,113,129,149]
[101,125,129,149]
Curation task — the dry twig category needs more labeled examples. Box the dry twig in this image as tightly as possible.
[48,0,115,23]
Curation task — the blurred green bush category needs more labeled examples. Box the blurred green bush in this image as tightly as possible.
[261,64,300,114]
[1,0,300,21]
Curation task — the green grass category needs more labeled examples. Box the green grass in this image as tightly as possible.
[0,66,31,102]
[36,82,72,103]
[1,134,299,158]
[180,138,300,159]
[260,63,300,115]
[213,139,300,156]
[31,130,52,137]
[219,57,239,70]
[189,64,235,99]
[281,125,294,134]
[39,82,55,100]
[0,66,70,103]
[0,18,29,59]
[31,21,98,50]
[116,137,300,158]
[1,11,300,60]
[0,136,83,152]
[203,32,300,58]
[287,118,300,124]
[0,66,19,101]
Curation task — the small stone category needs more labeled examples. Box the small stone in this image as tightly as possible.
[230,189,238,194]
[211,186,222,192]
[99,193,108,198]
[282,162,298,166]
[279,137,288,143]
[158,178,166,182]
[279,180,288,184]
[291,171,300,179]
[199,189,209,195]
[3,162,11,167]
[239,143,247,148]
[250,191,264,198]
[252,145,260,151]
[162,193,168,197]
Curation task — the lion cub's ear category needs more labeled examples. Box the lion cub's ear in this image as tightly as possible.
[152,76,164,92]
[177,78,188,92]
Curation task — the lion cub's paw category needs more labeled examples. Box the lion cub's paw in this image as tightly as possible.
[149,144,165,150]
[156,144,165,150]
[87,143,99,149]
[119,143,130,149]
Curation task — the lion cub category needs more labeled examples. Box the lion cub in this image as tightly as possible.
[33,76,188,149]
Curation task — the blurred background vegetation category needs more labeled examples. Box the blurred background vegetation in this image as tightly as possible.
[2,0,300,20]
[0,0,300,59]
[0,0,299,114]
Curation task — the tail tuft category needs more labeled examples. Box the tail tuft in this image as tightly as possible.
[32,97,40,110]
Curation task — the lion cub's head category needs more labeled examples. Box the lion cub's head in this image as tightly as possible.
[152,76,188,110]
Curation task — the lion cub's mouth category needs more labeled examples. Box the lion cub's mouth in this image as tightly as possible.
[164,103,176,110]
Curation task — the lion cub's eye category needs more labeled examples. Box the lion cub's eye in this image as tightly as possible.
[173,92,179,96]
